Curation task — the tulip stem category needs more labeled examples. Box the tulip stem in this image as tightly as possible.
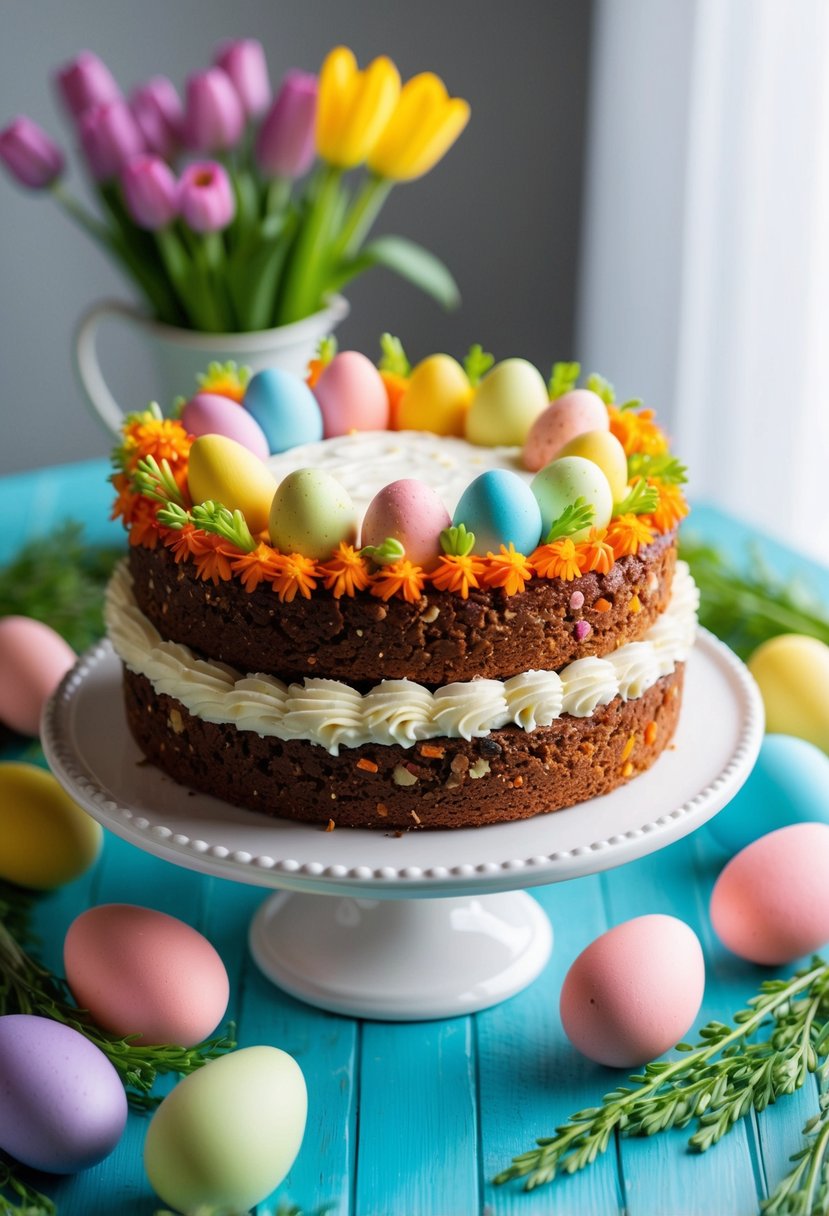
[276,164,343,324]
[333,174,393,262]
[50,183,111,246]
[266,176,291,216]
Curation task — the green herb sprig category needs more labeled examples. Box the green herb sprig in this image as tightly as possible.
[495,959,829,1193]
[763,1058,829,1214]
[0,1152,54,1216]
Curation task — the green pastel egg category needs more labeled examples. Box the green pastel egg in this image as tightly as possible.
[188,435,278,535]
[465,358,549,447]
[556,429,629,502]
[269,467,358,559]
[0,763,102,890]
[531,456,613,540]
[144,1046,307,1213]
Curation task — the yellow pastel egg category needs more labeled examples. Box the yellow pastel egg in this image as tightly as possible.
[556,429,629,502]
[269,468,358,559]
[465,358,549,447]
[0,763,102,890]
[748,635,829,753]
[396,354,472,436]
[188,435,277,535]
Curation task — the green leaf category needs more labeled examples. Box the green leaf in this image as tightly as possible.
[463,344,494,386]
[378,333,409,376]
[628,452,688,485]
[548,361,581,399]
[191,502,256,552]
[226,215,296,332]
[332,235,461,311]
[360,537,405,566]
[614,480,659,516]
[440,524,475,556]
[544,498,594,542]
[584,373,615,404]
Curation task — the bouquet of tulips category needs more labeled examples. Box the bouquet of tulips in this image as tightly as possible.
[0,42,469,332]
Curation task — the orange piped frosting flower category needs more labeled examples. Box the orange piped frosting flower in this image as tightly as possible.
[121,416,193,474]
[370,559,426,603]
[481,544,533,597]
[231,544,284,593]
[196,362,249,403]
[530,538,584,582]
[193,535,236,585]
[126,498,162,549]
[608,405,668,458]
[271,553,320,603]
[576,528,615,575]
[164,523,206,564]
[320,543,373,598]
[650,483,689,533]
[430,553,485,599]
[606,514,656,559]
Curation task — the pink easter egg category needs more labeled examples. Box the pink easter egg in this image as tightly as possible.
[0,616,76,736]
[313,351,390,438]
[181,393,270,460]
[361,479,451,570]
[711,823,829,964]
[523,389,609,472]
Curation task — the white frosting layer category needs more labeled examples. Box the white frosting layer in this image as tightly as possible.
[106,561,698,754]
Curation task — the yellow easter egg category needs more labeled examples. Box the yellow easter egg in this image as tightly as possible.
[269,468,358,559]
[396,354,472,436]
[748,635,829,753]
[187,435,278,535]
[0,763,102,890]
[465,358,549,447]
[556,429,629,502]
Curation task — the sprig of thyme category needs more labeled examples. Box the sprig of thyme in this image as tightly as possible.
[495,960,829,1192]
[545,498,594,542]
[614,479,660,516]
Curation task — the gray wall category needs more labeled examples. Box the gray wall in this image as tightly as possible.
[0,0,591,474]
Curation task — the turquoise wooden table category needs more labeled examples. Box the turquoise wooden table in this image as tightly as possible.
[1,458,824,1216]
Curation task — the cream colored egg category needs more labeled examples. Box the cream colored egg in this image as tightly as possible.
[530,456,613,540]
[269,468,358,559]
[465,358,549,447]
[144,1046,307,1213]
[187,435,278,535]
[748,634,829,753]
[556,429,629,503]
[0,763,102,890]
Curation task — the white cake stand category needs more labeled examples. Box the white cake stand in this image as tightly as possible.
[42,631,763,1021]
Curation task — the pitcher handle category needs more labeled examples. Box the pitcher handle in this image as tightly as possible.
[74,300,147,436]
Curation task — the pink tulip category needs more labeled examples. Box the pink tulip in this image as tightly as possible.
[178,161,235,232]
[255,70,317,179]
[80,100,145,182]
[121,155,178,229]
[130,77,183,161]
[183,68,245,153]
[215,39,271,119]
[56,50,121,121]
[0,116,64,189]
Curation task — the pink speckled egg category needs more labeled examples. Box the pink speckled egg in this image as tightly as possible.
[64,904,230,1047]
[361,479,451,570]
[523,389,610,472]
[0,616,76,736]
[181,392,270,460]
[710,823,829,964]
[560,914,705,1067]
[313,351,390,438]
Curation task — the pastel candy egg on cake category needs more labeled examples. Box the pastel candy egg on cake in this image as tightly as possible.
[453,469,542,554]
[531,455,613,540]
[554,429,629,502]
[0,615,76,736]
[465,358,549,446]
[187,434,277,535]
[180,392,270,461]
[243,368,323,454]
[361,479,451,569]
[313,350,389,438]
[269,468,358,559]
[523,387,610,472]
[396,353,471,436]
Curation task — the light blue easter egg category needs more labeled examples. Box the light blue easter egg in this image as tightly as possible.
[707,734,829,856]
[243,368,323,455]
[453,469,542,554]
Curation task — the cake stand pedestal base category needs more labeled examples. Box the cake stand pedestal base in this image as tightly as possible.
[249,890,553,1021]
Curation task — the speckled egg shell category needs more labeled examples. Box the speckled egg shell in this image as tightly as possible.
[396,354,471,436]
[0,762,101,890]
[748,634,829,754]
[0,1014,127,1173]
[64,904,230,1047]
[0,616,76,736]
[452,469,542,554]
[187,434,277,535]
[269,467,358,559]
[710,823,829,964]
[243,368,323,454]
[465,358,549,447]
[181,393,270,460]
[523,389,610,472]
[560,915,705,1067]
[360,479,451,569]
[313,351,390,438]
[555,429,629,503]
[530,455,613,540]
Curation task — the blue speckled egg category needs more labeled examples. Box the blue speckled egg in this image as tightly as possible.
[243,368,323,454]
[707,734,829,857]
[453,470,542,554]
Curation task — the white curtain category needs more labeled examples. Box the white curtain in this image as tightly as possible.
[578,0,829,561]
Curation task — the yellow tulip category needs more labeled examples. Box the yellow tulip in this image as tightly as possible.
[316,46,401,168]
[368,72,470,181]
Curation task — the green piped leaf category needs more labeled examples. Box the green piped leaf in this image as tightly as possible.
[315,334,338,364]
[196,361,251,394]
[614,479,660,516]
[132,455,187,508]
[463,344,494,387]
[584,373,615,404]
[617,397,643,412]
[378,333,410,376]
[191,502,256,552]
[544,497,595,542]
[548,361,581,399]
[440,523,476,557]
[628,452,688,485]
[157,503,192,530]
[360,536,405,566]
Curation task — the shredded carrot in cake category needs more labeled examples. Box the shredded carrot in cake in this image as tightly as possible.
[530,538,584,581]
[606,513,656,558]
[357,757,378,773]
[480,544,533,596]
[593,597,612,612]
[231,543,284,593]
[371,559,426,603]
[576,527,615,575]
[430,553,485,599]
[271,552,320,602]
[319,543,373,598]
[650,483,689,533]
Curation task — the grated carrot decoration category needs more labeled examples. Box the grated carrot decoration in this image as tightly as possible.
[605,514,655,559]
[319,542,373,598]
[231,543,284,593]
[530,538,584,581]
[371,559,426,603]
[480,544,534,597]
[576,528,615,575]
[430,553,486,599]
[271,552,320,603]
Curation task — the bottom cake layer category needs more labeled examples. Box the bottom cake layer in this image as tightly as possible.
[123,665,685,831]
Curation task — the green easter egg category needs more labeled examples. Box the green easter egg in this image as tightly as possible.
[269,468,358,559]
[531,456,613,540]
